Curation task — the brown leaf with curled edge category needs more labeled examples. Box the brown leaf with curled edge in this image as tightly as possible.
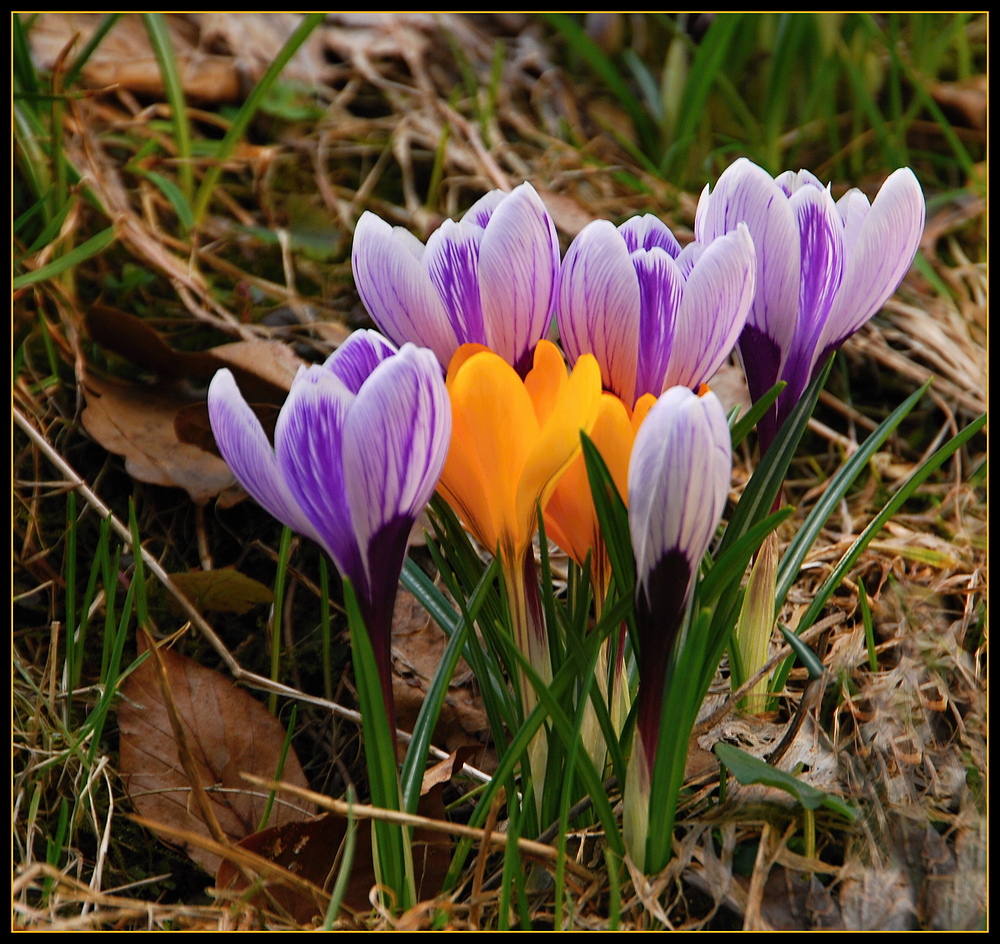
[82,305,306,501]
[167,568,275,616]
[119,638,314,875]
[81,373,242,506]
[85,305,303,402]
[216,792,453,922]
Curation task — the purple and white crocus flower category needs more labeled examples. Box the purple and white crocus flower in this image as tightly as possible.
[557,215,756,408]
[352,181,560,377]
[695,157,925,453]
[624,386,731,872]
[208,330,451,721]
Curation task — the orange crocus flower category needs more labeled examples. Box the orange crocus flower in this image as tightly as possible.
[438,339,601,811]
[439,339,602,574]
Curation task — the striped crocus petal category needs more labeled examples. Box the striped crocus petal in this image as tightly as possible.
[618,213,683,257]
[815,167,925,369]
[665,223,756,393]
[696,159,800,411]
[352,212,459,367]
[628,387,731,764]
[478,182,561,376]
[323,328,399,394]
[778,183,845,405]
[207,369,324,552]
[343,344,451,599]
[557,219,641,404]
[273,365,364,592]
[631,248,683,402]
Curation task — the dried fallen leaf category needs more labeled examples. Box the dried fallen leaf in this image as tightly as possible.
[390,590,492,764]
[168,568,275,616]
[217,790,453,923]
[81,373,240,505]
[119,638,314,874]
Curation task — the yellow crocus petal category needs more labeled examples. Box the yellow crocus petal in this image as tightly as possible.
[523,338,568,427]
[631,392,657,432]
[441,348,538,554]
[516,351,602,551]
[544,392,634,575]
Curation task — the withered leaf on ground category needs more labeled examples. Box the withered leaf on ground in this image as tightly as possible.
[167,568,275,616]
[216,787,453,923]
[81,373,240,505]
[390,590,493,766]
[119,638,314,875]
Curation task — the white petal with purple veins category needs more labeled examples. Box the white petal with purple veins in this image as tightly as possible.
[479,182,560,370]
[351,212,459,366]
[207,369,322,548]
[632,249,683,400]
[324,329,399,394]
[273,365,362,585]
[696,158,800,363]
[343,344,451,589]
[817,167,924,360]
[423,219,487,346]
[619,214,682,257]
[628,387,731,600]
[557,219,641,402]
[671,224,756,392]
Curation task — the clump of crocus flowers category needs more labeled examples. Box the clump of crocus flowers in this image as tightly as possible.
[208,159,924,876]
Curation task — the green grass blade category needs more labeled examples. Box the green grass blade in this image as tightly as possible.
[775,379,930,607]
[14,226,116,290]
[142,13,194,203]
[192,12,326,225]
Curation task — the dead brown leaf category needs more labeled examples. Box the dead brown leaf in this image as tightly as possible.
[119,638,314,874]
[390,590,493,765]
[81,373,239,505]
[168,568,275,616]
[216,789,453,923]
[28,13,330,104]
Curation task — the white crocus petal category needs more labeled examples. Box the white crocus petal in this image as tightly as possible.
[462,188,506,229]
[479,182,560,370]
[343,344,450,590]
[628,387,731,596]
[423,219,486,347]
[618,213,682,256]
[273,365,362,583]
[669,224,756,392]
[557,218,640,402]
[816,167,925,361]
[207,369,321,548]
[696,158,800,364]
[351,211,459,366]
[631,248,683,401]
[323,328,398,394]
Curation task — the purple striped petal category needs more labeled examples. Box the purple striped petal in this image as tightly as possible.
[696,158,800,365]
[323,329,399,393]
[273,365,364,588]
[632,249,683,401]
[207,369,322,548]
[816,167,925,363]
[669,223,756,392]
[628,387,731,599]
[462,188,506,229]
[479,182,560,374]
[628,387,731,760]
[557,219,640,403]
[780,185,844,401]
[618,214,682,257]
[351,211,459,367]
[343,343,451,576]
[423,219,487,347]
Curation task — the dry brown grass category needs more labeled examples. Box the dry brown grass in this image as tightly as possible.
[14,13,985,930]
